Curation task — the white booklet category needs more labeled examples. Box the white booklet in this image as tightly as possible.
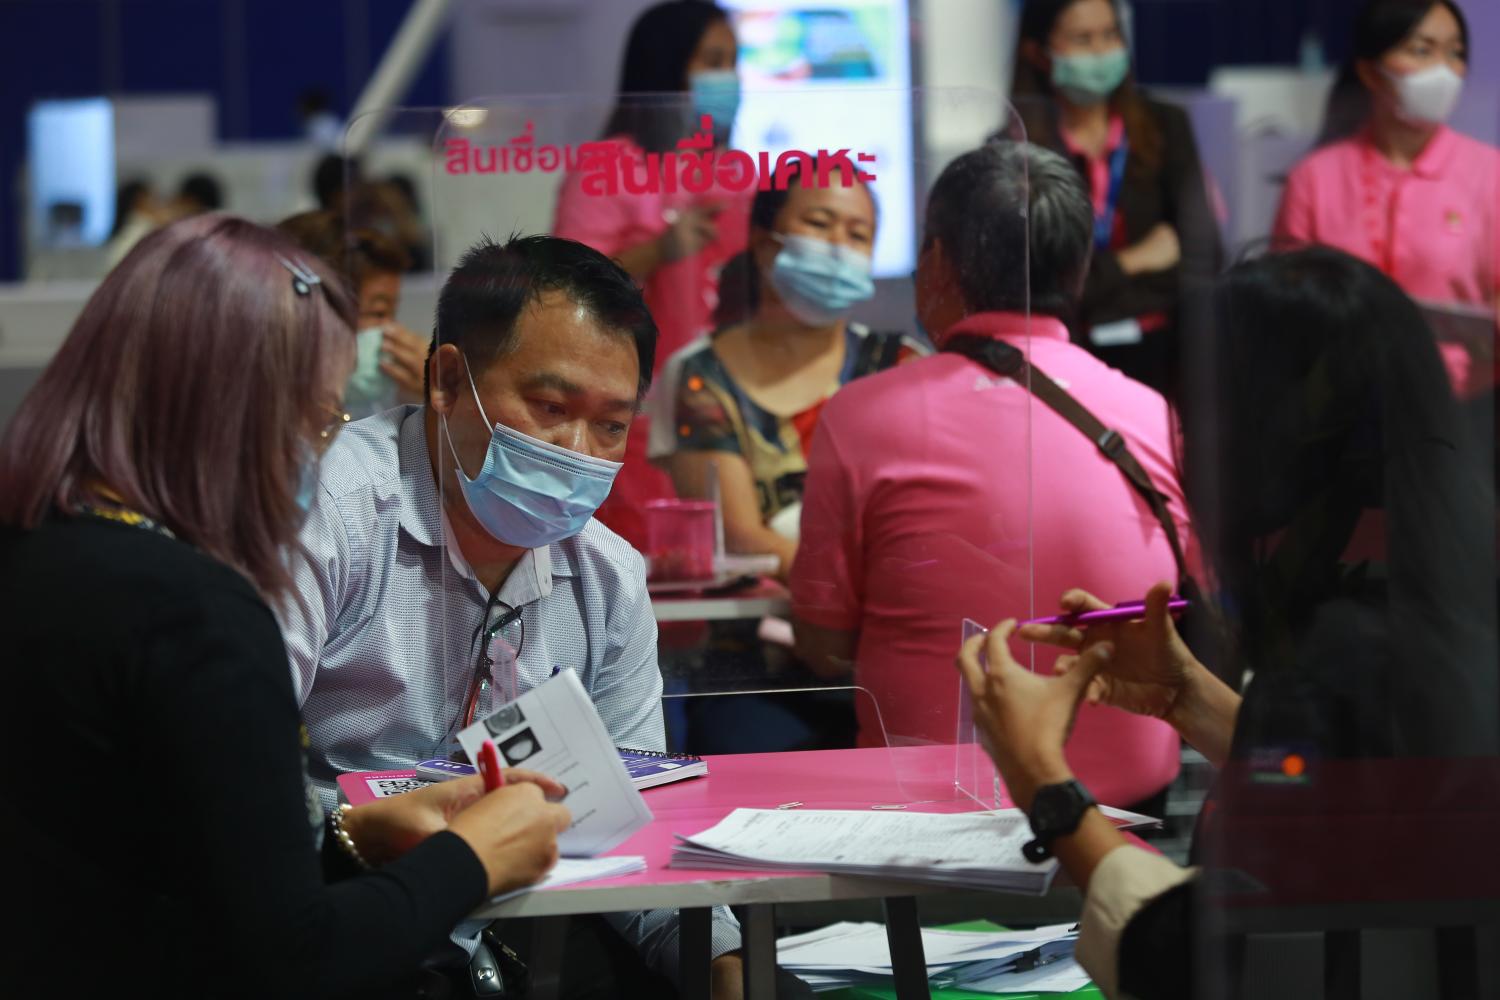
[456,669,653,857]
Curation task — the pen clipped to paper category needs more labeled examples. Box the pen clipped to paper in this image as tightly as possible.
[1022,597,1190,627]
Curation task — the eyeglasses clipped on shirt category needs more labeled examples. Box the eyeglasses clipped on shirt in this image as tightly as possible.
[453,592,527,746]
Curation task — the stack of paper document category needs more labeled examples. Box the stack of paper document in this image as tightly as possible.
[488,855,647,905]
[776,921,1090,994]
[670,808,1061,894]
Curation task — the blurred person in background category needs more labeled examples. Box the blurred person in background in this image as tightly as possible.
[554,0,751,550]
[0,214,571,998]
[104,178,166,271]
[651,162,922,578]
[103,172,225,271]
[299,86,344,149]
[650,161,922,756]
[1275,0,1498,402]
[961,246,1498,1000]
[174,171,224,216]
[1010,0,1221,401]
[792,142,1194,810]
[314,152,362,213]
[348,177,432,273]
[279,209,428,419]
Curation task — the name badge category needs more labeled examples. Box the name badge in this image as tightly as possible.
[1090,318,1145,347]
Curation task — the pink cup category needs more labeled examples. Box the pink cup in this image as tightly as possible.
[645,499,716,582]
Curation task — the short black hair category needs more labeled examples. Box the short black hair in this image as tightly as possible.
[177,172,223,212]
[925,140,1092,319]
[313,153,360,209]
[429,234,658,401]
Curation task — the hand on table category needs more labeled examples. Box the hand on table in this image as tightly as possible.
[955,620,1113,812]
[376,323,429,401]
[447,782,573,897]
[343,769,567,869]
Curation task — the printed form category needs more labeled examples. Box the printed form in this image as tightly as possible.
[457,669,652,856]
[679,807,1041,869]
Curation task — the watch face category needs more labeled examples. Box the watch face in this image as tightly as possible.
[1032,787,1072,831]
[1030,780,1094,837]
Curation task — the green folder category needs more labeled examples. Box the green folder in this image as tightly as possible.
[818,920,1102,1000]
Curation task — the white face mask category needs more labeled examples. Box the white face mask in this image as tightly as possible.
[1383,63,1464,126]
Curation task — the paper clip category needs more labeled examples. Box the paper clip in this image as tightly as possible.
[1011,947,1066,973]
[871,803,908,810]
[776,801,804,810]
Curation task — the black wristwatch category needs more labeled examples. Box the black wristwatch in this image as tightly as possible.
[1023,779,1097,863]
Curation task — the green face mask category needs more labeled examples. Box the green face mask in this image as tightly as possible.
[1050,46,1130,106]
[346,326,398,419]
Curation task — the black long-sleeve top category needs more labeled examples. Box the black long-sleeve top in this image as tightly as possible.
[1020,95,1223,337]
[1,516,487,997]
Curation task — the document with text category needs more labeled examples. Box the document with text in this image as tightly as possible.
[671,808,1060,894]
[457,669,652,856]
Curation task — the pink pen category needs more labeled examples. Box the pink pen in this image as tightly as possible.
[1022,598,1190,627]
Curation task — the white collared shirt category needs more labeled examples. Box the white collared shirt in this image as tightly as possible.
[279,406,741,973]
[282,406,666,793]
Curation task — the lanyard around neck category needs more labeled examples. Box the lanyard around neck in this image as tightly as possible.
[1094,135,1131,251]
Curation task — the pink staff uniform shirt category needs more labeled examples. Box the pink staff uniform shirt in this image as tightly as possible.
[553,136,752,548]
[791,312,1196,806]
[553,135,751,369]
[1274,126,1500,397]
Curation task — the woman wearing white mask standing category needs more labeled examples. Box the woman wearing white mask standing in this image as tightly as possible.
[650,161,925,580]
[554,0,750,553]
[1010,0,1221,402]
[1276,0,1498,401]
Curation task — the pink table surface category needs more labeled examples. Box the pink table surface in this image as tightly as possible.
[473,743,1150,918]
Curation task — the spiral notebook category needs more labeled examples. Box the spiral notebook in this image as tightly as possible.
[615,747,709,789]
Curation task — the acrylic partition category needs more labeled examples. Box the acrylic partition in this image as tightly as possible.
[338,75,1500,992]
[348,86,1036,812]
[1161,87,1499,994]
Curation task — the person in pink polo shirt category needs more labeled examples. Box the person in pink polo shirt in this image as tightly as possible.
[789,141,1198,809]
[1274,0,1499,400]
[553,1,752,550]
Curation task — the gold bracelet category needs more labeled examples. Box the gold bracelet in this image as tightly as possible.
[329,804,372,871]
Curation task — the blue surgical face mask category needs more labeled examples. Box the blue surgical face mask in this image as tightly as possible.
[345,326,399,419]
[690,69,741,135]
[767,233,876,327]
[1050,46,1130,106]
[443,358,622,549]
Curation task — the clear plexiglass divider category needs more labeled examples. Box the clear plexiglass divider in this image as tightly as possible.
[346,87,1033,812]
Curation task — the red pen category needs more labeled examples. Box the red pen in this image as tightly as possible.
[478,739,505,792]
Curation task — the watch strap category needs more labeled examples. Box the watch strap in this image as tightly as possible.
[1022,779,1097,862]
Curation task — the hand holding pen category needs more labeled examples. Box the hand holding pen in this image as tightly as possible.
[1021,597,1190,628]
[1016,581,1200,723]
[478,739,505,792]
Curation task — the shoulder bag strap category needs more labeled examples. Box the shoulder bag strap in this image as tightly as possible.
[943,334,1188,586]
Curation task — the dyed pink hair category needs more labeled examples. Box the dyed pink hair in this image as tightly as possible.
[0,214,355,599]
